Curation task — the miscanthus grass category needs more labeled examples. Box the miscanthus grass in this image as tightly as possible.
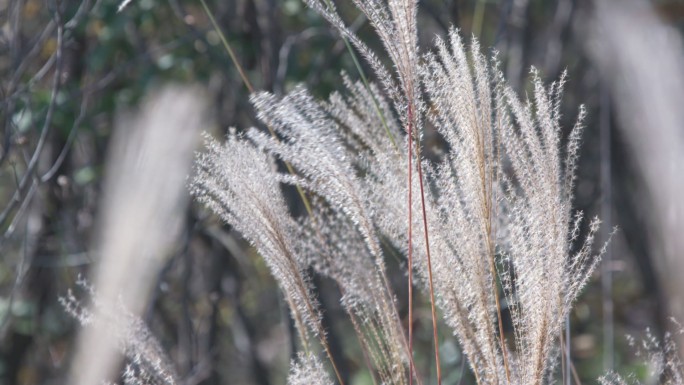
[106,0,609,384]
[600,321,684,385]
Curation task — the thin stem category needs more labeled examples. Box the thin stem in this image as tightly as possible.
[560,330,583,385]
[42,96,88,182]
[407,108,414,385]
[322,340,345,385]
[566,316,571,385]
[348,308,380,385]
[199,0,314,219]
[413,125,442,385]
[0,10,63,228]
[321,0,397,151]
[200,0,254,93]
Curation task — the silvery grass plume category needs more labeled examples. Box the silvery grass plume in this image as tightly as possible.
[191,0,610,385]
[61,278,179,385]
[288,353,335,385]
[600,325,684,385]
[192,131,324,353]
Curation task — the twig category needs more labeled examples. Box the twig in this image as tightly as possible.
[0,3,64,230]
[40,95,88,182]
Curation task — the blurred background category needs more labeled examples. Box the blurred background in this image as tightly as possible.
[1,0,683,384]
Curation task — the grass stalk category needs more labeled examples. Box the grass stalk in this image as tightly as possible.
[199,0,253,94]
[321,0,397,151]
[413,125,443,385]
[407,109,415,385]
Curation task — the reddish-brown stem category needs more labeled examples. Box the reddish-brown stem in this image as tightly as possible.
[415,143,443,385]
[407,102,442,385]
[407,107,415,385]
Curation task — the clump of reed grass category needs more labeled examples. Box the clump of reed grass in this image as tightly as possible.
[191,1,611,385]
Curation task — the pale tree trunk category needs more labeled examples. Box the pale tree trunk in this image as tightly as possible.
[588,0,684,359]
